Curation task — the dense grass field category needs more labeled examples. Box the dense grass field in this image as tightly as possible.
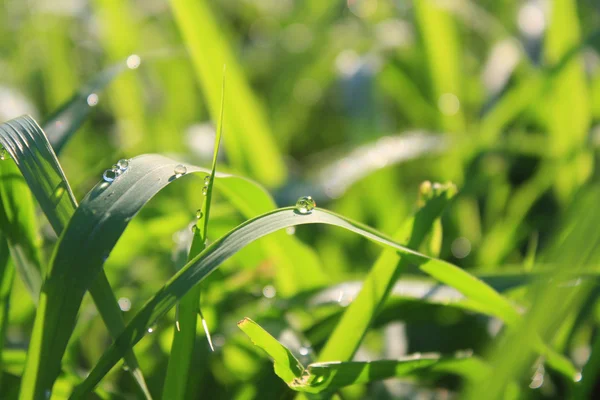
[1,0,600,399]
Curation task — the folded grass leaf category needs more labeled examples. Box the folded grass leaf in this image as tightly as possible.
[238,317,489,393]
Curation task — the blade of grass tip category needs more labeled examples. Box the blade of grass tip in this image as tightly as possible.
[0,117,151,399]
[74,206,534,396]
[0,234,15,392]
[162,66,225,399]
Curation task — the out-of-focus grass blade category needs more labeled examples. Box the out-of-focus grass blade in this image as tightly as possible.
[168,0,287,186]
[0,161,43,300]
[43,64,125,154]
[0,234,15,391]
[317,182,457,363]
[413,0,464,133]
[73,206,531,396]
[238,318,305,384]
[162,67,225,399]
[543,0,590,202]
[238,317,488,393]
[0,117,151,399]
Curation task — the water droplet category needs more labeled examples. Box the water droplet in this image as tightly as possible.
[196,209,203,219]
[191,224,198,233]
[204,175,210,185]
[262,285,276,299]
[574,372,583,382]
[126,54,141,69]
[285,226,296,235]
[451,237,471,259]
[0,147,5,161]
[118,297,131,312]
[202,187,208,196]
[174,164,187,177]
[175,303,181,332]
[45,390,51,399]
[87,93,99,107]
[295,196,316,214]
[102,169,117,182]
[117,159,129,171]
[147,326,156,334]
[122,364,130,371]
[111,165,123,178]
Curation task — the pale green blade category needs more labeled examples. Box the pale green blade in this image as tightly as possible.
[72,205,551,396]
[0,116,151,399]
[238,318,305,384]
[239,317,488,393]
[168,0,287,186]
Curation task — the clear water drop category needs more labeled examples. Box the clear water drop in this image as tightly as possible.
[196,209,203,219]
[45,390,51,399]
[191,224,198,233]
[202,187,208,196]
[117,159,129,171]
[204,175,210,185]
[111,165,123,177]
[0,147,5,161]
[295,196,316,214]
[122,364,130,371]
[103,169,117,183]
[147,325,156,334]
[174,164,187,176]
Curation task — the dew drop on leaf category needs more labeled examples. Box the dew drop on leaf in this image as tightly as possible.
[295,196,316,214]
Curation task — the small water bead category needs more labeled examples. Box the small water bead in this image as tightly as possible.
[103,169,117,183]
[262,285,276,299]
[147,325,156,334]
[191,224,198,233]
[126,54,141,69]
[196,209,203,219]
[295,196,316,214]
[202,187,208,196]
[0,147,5,160]
[174,164,187,176]
[117,159,129,171]
[111,164,123,177]
[204,175,210,185]
[299,346,311,356]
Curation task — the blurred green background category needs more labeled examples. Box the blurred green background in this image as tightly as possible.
[2,0,600,398]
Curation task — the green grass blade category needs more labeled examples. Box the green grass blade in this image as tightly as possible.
[73,206,526,396]
[0,116,151,399]
[0,161,43,300]
[162,66,225,399]
[317,182,457,363]
[238,317,488,393]
[238,318,305,384]
[168,0,287,186]
[0,234,15,392]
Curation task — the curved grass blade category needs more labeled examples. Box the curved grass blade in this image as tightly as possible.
[72,206,539,396]
[162,66,225,399]
[0,116,151,398]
